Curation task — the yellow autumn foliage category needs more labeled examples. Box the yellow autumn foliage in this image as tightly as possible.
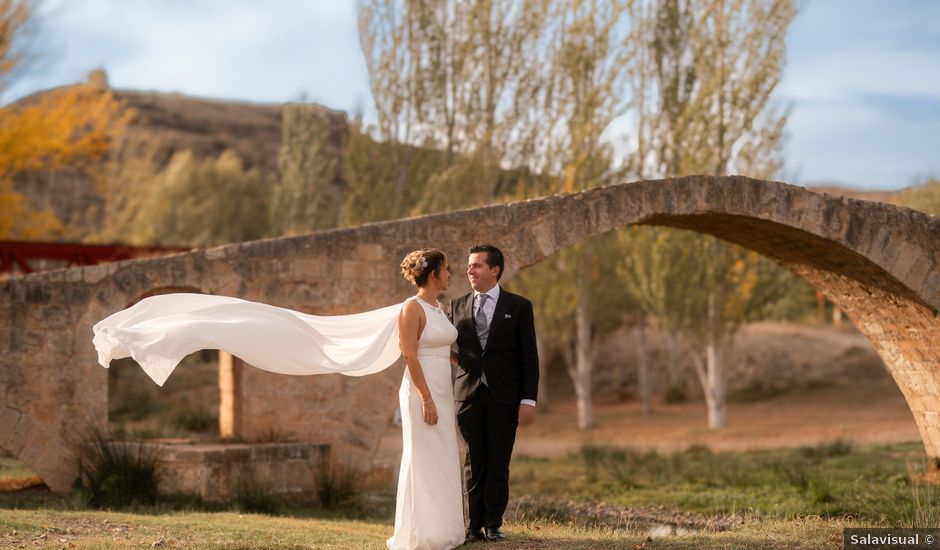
[0,189,61,238]
[0,82,131,239]
[0,1,131,240]
[0,82,132,177]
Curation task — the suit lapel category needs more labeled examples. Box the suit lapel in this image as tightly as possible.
[464,293,475,324]
[484,291,510,352]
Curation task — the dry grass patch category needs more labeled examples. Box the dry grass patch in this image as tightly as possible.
[0,509,863,549]
[0,509,390,549]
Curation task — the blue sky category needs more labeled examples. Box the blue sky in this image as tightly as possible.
[8,0,939,190]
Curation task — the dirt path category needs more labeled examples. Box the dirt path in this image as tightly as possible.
[372,377,921,469]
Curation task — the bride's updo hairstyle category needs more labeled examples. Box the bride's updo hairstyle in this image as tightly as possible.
[401,248,447,288]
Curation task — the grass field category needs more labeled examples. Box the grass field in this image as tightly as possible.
[0,508,853,549]
[1,440,937,548]
[509,441,939,526]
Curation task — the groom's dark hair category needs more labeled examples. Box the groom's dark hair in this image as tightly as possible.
[468,244,504,281]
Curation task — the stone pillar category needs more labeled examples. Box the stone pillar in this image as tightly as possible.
[218,352,244,439]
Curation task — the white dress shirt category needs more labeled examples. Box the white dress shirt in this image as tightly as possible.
[473,284,536,408]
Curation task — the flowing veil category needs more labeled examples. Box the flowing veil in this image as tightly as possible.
[92,293,404,387]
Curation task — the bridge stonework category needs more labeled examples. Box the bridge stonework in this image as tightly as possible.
[2,176,938,492]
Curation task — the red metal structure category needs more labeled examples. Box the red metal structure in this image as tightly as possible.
[0,240,189,276]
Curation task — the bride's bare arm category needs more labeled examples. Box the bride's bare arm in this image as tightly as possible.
[398,300,438,425]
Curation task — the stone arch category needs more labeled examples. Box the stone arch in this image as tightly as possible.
[488,178,940,462]
[2,175,938,492]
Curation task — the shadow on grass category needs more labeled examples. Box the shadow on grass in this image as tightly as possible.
[0,452,396,522]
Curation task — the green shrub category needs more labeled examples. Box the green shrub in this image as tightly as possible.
[864,461,940,527]
[771,460,810,491]
[809,476,836,505]
[79,432,158,509]
[231,473,278,515]
[799,439,853,460]
[315,459,360,509]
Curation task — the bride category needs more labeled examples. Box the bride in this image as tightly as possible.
[388,249,465,549]
[92,248,466,550]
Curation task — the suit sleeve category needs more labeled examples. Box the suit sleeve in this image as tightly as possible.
[518,297,539,402]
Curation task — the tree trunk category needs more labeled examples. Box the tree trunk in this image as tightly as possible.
[705,338,725,429]
[635,313,652,415]
[704,287,725,429]
[833,305,843,325]
[574,295,594,429]
[691,345,725,430]
[692,286,727,430]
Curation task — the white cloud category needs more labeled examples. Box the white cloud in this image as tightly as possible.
[11,0,369,108]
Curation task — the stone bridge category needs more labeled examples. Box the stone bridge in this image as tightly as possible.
[2,175,938,492]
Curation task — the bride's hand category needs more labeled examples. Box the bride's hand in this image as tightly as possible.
[422,399,438,425]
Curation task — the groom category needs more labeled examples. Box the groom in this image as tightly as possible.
[451,244,539,543]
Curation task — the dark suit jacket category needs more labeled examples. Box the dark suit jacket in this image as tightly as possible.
[450,288,539,405]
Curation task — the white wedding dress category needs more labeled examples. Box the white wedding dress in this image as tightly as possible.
[92,293,405,386]
[387,297,464,550]
[92,292,465,550]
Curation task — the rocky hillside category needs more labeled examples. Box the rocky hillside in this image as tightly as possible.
[12,86,347,239]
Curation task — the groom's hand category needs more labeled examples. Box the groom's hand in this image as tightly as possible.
[518,404,536,426]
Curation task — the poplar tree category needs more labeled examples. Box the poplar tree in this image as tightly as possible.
[358,0,799,430]
[131,150,272,247]
[619,0,797,428]
[356,0,553,212]
[270,104,347,234]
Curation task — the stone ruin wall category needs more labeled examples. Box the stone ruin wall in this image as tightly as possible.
[2,175,938,492]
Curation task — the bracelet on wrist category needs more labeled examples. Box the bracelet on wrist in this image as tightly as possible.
[422,398,433,405]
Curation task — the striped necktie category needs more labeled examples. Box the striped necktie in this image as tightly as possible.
[475,294,490,348]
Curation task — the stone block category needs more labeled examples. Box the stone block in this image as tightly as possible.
[892,242,924,285]
[356,243,385,262]
[223,446,251,462]
[923,272,940,308]
[112,442,332,502]
[82,264,108,284]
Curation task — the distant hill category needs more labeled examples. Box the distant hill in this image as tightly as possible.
[11,85,347,240]
[9,82,923,243]
[116,90,285,172]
